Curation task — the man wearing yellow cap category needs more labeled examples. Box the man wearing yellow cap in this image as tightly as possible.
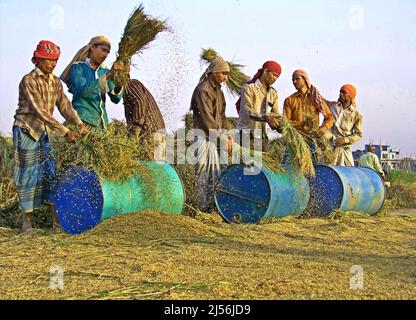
[326,84,363,166]
[60,36,129,130]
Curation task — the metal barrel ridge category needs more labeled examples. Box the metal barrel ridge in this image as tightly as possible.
[214,164,310,224]
[304,165,385,217]
[56,161,185,235]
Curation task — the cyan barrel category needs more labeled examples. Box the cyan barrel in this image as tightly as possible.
[56,161,185,234]
[304,165,385,216]
[214,164,310,224]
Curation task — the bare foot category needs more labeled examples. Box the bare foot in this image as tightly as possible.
[50,204,63,233]
[21,212,33,233]
[52,223,63,233]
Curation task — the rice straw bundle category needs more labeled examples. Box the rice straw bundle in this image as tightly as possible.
[0,135,17,210]
[200,48,250,96]
[114,4,167,87]
[0,177,17,209]
[278,118,316,176]
[52,122,149,181]
[0,135,14,178]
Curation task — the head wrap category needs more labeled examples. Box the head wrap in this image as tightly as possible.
[341,84,357,104]
[208,57,230,74]
[60,35,111,86]
[199,57,230,84]
[249,61,282,83]
[32,40,60,61]
[369,145,376,153]
[236,61,282,113]
[292,69,327,117]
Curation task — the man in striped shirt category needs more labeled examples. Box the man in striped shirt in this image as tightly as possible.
[123,78,166,160]
[13,40,85,232]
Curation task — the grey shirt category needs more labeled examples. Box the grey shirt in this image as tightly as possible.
[190,78,228,136]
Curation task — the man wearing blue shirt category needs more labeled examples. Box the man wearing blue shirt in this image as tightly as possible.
[60,36,128,129]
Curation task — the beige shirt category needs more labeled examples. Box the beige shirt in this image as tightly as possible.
[328,102,363,145]
[237,80,280,134]
[13,68,83,141]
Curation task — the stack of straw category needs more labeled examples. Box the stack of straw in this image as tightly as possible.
[52,122,148,182]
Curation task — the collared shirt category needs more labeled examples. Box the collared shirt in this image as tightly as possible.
[329,102,363,145]
[237,79,280,133]
[190,78,228,136]
[13,68,83,141]
[359,152,383,175]
[68,58,123,129]
[283,90,334,134]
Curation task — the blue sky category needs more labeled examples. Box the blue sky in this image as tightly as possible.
[1,0,415,156]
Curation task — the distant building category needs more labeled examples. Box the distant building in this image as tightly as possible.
[353,144,415,172]
[353,144,401,169]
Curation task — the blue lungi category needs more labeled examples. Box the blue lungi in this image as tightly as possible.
[13,126,57,213]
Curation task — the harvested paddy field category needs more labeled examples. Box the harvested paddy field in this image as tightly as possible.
[1,208,415,300]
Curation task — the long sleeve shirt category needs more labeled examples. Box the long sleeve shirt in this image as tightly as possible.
[124,79,165,133]
[68,58,123,129]
[359,152,384,175]
[190,79,228,137]
[13,68,83,141]
[328,101,363,146]
[283,90,334,134]
[237,80,281,135]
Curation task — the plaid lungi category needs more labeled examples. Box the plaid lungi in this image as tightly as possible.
[13,126,57,213]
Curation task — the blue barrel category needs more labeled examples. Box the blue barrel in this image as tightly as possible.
[56,161,185,234]
[305,165,385,216]
[214,164,310,224]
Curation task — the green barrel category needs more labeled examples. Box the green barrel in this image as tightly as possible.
[56,161,185,234]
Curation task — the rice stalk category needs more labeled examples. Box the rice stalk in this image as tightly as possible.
[279,118,316,176]
[52,121,149,181]
[114,4,167,87]
[200,48,250,96]
[0,135,14,178]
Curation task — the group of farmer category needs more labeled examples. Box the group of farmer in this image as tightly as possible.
[191,56,371,212]
[11,37,379,232]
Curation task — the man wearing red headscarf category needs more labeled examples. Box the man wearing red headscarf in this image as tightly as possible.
[236,61,283,153]
[13,40,86,232]
[325,84,363,166]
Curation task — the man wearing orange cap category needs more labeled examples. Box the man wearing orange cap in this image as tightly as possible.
[326,84,363,166]
[13,40,86,232]
[236,61,283,153]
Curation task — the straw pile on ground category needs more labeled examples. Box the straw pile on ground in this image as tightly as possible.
[113,4,167,87]
[385,182,416,209]
[1,208,414,300]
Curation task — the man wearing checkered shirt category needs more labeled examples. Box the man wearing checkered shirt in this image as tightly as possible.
[13,40,86,232]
